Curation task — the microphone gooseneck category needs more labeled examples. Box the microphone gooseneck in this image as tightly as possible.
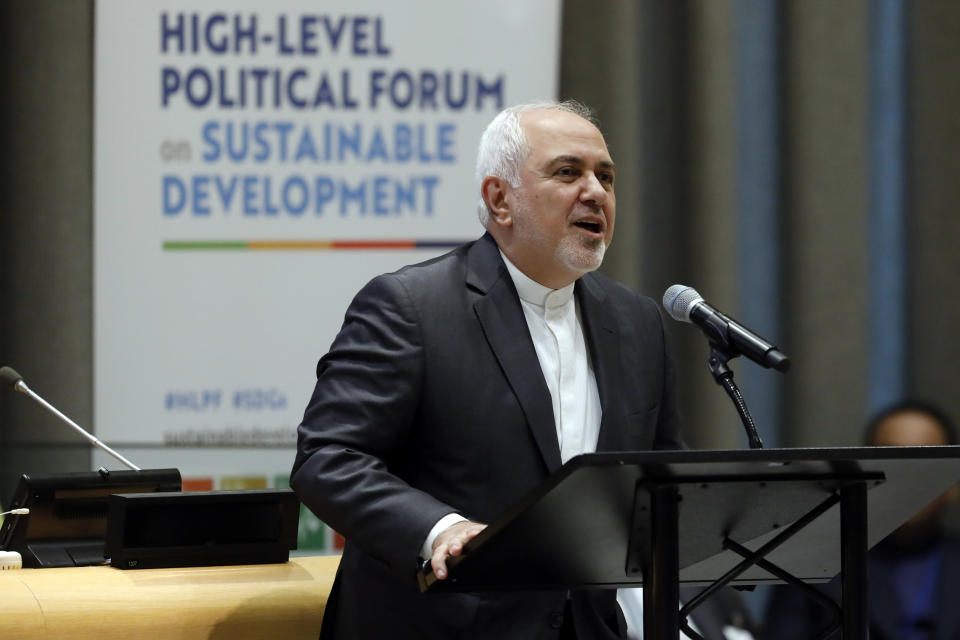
[662,285,783,449]
[0,365,141,471]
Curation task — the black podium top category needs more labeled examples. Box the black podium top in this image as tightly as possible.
[419,446,960,592]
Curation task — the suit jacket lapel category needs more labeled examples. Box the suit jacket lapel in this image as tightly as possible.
[467,235,562,472]
[576,274,624,452]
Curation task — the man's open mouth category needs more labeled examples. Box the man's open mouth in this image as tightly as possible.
[573,220,603,234]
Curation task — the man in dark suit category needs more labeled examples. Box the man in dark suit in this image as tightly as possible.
[764,401,960,640]
[291,101,683,639]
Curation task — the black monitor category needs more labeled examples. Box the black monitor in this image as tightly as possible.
[0,468,181,567]
[107,489,299,569]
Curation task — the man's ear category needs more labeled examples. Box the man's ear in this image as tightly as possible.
[481,176,513,228]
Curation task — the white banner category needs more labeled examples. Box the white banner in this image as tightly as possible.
[94,0,560,463]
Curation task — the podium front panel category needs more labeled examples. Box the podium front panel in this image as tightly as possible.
[420,447,960,591]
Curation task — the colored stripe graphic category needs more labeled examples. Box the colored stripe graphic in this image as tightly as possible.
[163,239,469,251]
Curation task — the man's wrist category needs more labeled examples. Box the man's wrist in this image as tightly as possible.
[420,513,467,561]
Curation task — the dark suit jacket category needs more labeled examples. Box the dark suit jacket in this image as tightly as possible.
[291,233,683,639]
[764,534,960,640]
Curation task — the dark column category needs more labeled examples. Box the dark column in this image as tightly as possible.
[0,1,95,501]
[907,3,960,422]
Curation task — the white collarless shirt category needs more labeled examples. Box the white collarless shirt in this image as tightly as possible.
[500,252,602,463]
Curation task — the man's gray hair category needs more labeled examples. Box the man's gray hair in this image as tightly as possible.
[475,100,597,228]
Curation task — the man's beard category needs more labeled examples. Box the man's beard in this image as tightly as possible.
[512,200,608,278]
[556,227,607,275]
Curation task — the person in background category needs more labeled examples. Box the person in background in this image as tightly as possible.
[763,400,960,640]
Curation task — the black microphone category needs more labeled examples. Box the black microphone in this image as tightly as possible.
[662,285,790,373]
[0,365,141,470]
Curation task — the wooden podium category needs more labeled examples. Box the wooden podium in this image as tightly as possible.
[0,555,339,640]
[418,446,960,640]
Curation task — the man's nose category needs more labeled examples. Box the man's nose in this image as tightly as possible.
[580,173,608,205]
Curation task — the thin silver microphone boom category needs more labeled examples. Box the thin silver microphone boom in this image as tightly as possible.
[0,366,140,471]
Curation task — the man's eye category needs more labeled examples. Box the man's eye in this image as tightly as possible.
[556,167,577,177]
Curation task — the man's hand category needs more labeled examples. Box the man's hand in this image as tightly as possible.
[430,520,487,580]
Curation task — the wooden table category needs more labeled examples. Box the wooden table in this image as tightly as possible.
[0,555,339,639]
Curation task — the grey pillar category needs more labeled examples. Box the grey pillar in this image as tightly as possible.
[0,1,95,501]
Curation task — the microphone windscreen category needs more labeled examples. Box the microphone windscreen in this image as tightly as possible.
[662,285,703,322]
[0,366,24,388]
